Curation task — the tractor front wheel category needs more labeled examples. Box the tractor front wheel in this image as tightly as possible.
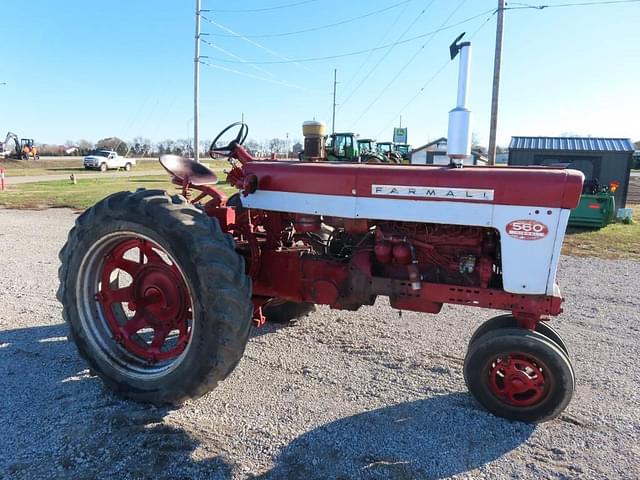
[468,314,569,355]
[57,189,253,404]
[464,328,574,423]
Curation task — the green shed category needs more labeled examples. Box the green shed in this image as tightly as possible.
[508,136,635,208]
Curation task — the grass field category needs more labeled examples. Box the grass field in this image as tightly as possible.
[0,158,160,177]
[562,205,639,260]
[0,158,227,177]
[0,175,236,210]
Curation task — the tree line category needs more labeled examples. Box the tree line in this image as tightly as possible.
[37,136,303,158]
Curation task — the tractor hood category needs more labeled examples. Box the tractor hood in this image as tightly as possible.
[242,162,584,210]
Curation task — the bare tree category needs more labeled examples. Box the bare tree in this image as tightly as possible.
[269,138,287,153]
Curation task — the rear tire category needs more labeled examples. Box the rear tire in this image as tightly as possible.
[57,189,253,404]
[124,162,132,171]
[263,300,315,324]
[464,328,574,423]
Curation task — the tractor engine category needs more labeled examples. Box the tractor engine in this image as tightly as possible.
[243,212,504,312]
[372,222,499,289]
[316,218,500,290]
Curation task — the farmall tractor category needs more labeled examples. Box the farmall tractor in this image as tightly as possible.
[58,36,583,423]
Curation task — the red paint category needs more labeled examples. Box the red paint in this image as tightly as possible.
[98,238,191,363]
[241,161,583,209]
[588,203,601,210]
[488,354,547,407]
[392,243,411,265]
[505,220,549,241]
[374,242,392,264]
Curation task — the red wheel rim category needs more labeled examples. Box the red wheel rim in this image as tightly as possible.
[488,354,548,407]
[96,238,192,363]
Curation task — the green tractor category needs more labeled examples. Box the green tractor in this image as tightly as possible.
[376,142,402,164]
[357,138,389,163]
[326,133,387,163]
[395,143,411,162]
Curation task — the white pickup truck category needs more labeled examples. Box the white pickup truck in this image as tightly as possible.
[83,150,135,172]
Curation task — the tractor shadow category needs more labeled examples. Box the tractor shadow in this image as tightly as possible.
[0,323,234,479]
[1,324,535,479]
[249,320,296,339]
[256,393,535,480]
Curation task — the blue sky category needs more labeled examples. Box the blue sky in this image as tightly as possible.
[1,0,638,147]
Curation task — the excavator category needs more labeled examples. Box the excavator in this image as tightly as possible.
[0,132,39,160]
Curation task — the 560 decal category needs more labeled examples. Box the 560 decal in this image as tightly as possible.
[505,219,549,240]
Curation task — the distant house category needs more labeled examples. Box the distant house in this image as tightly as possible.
[410,137,487,166]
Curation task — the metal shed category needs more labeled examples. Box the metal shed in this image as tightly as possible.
[508,136,635,208]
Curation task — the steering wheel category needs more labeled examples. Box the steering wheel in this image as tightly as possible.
[209,121,249,159]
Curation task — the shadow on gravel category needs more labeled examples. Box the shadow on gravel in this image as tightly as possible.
[257,393,535,480]
[0,324,235,479]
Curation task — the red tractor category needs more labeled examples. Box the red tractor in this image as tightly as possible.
[58,36,583,422]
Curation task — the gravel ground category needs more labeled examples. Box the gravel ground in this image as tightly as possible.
[0,207,638,479]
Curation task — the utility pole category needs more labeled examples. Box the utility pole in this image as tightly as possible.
[194,0,202,162]
[487,0,505,166]
[331,69,337,134]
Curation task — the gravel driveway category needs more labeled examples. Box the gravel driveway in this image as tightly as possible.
[1,208,638,479]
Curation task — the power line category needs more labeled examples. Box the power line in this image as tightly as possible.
[204,9,496,65]
[200,37,322,93]
[200,37,276,79]
[200,15,313,72]
[208,0,413,38]
[373,0,637,140]
[200,60,322,94]
[206,0,321,13]
[506,0,639,9]
[350,0,470,129]
[336,0,438,114]
[373,11,496,138]
[337,0,414,99]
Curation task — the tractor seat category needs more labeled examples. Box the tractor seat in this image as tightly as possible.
[159,155,218,186]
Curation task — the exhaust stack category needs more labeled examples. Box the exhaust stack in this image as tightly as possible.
[447,33,472,162]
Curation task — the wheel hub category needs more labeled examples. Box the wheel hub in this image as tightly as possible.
[488,355,546,407]
[97,238,192,363]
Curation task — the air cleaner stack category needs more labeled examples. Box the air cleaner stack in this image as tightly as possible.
[447,34,472,162]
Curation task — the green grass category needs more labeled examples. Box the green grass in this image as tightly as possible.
[0,158,160,176]
[0,175,236,210]
[0,158,227,177]
[562,205,640,260]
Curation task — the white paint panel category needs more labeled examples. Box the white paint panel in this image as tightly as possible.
[492,205,562,295]
[546,209,571,294]
[241,191,357,217]
[354,197,494,227]
[242,190,494,227]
